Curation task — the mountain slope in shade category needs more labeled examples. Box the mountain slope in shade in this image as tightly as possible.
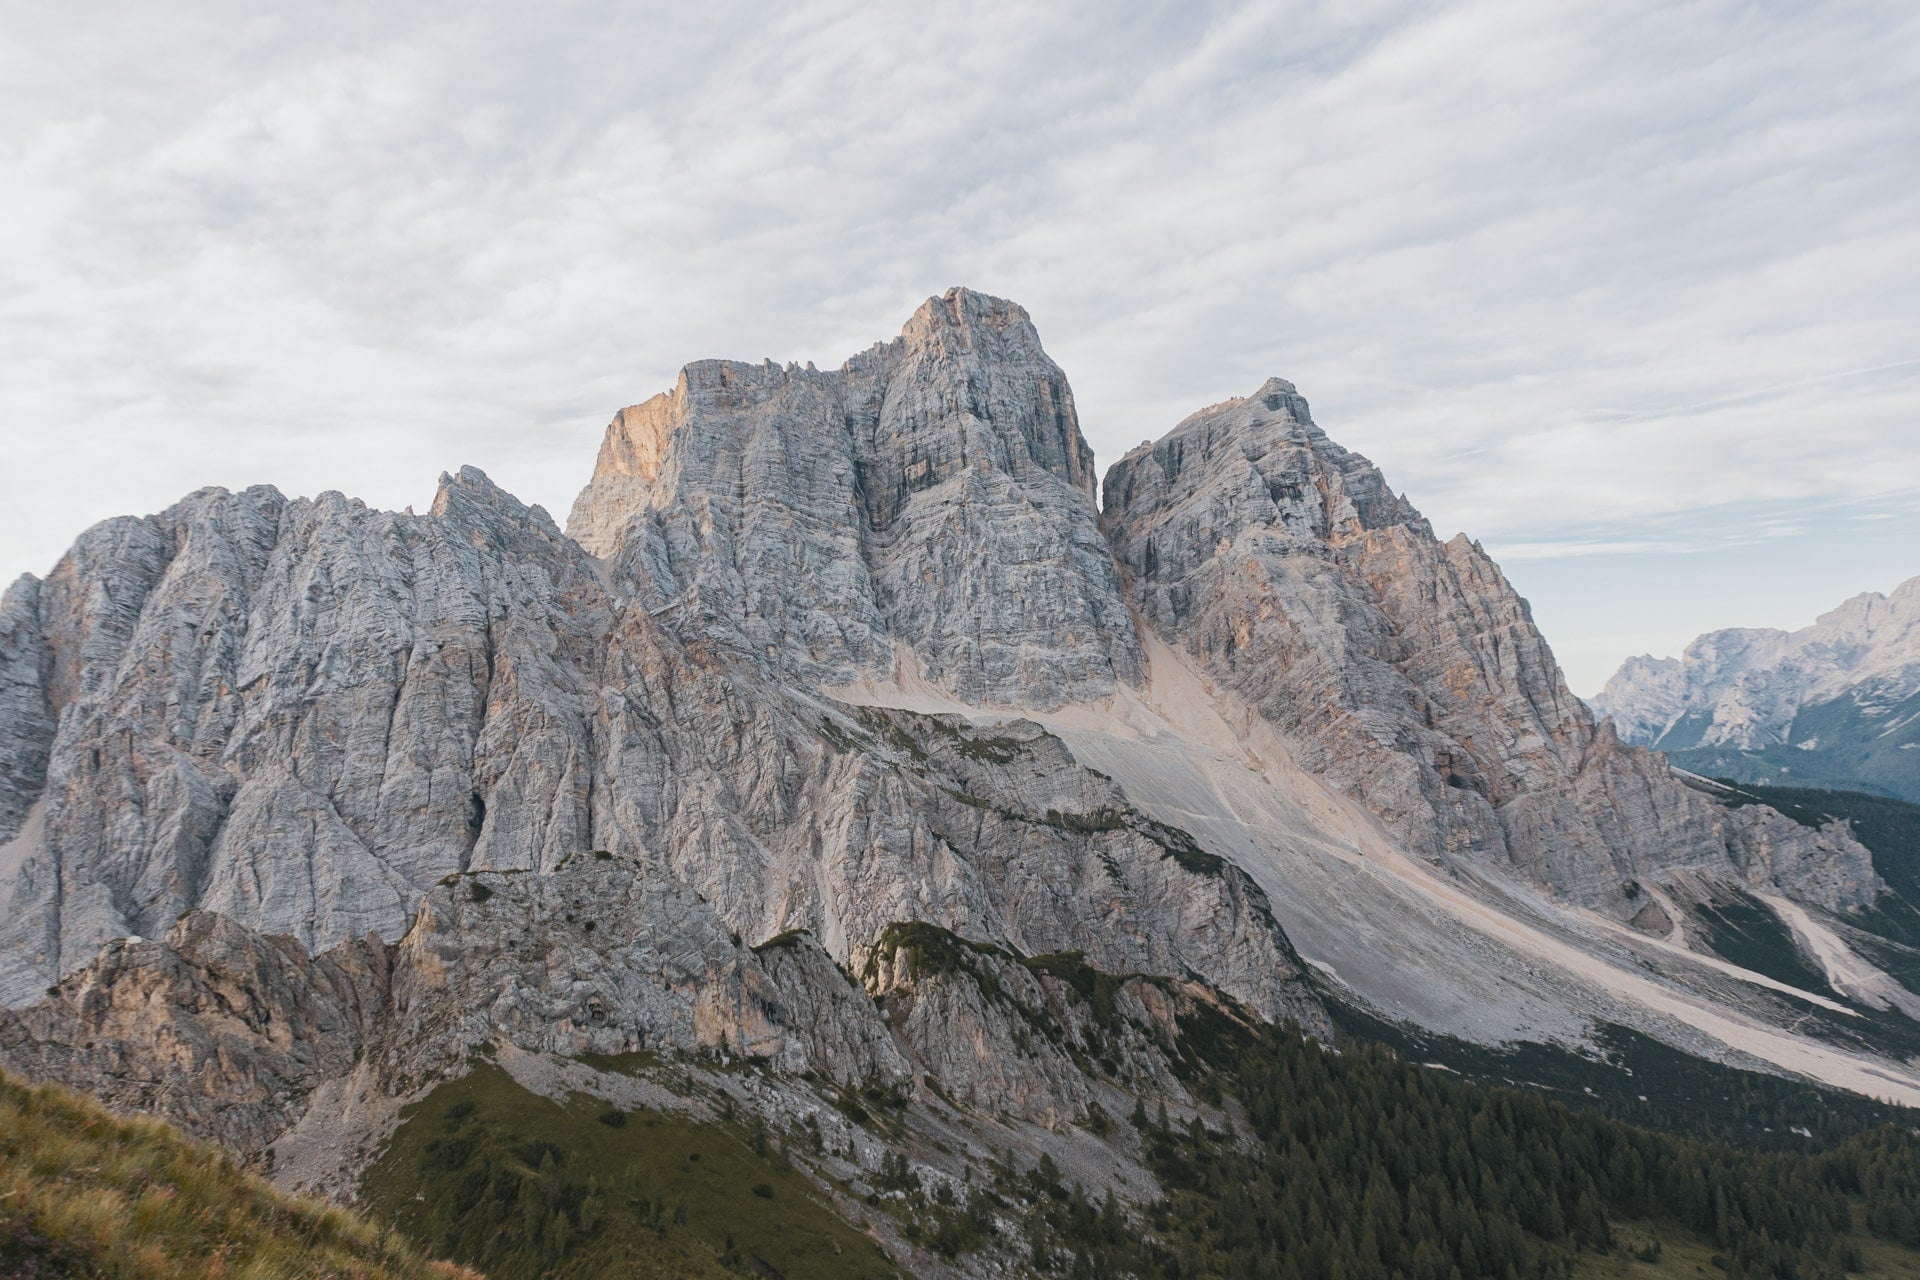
[5,287,1920,1250]
[1594,576,1920,802]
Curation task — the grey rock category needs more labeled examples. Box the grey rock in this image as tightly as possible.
[1101,378,1882,914]
[1,852,1260,1152]
[1595,576,1920,801]
[375,855,908,1093]
[0,575,52,846]
[0,909,388,1152]
[1,290,1903,1185]
[0,469,612,1003]
[568,287,1141,708]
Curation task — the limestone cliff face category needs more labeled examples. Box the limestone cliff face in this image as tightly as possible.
[0,576,52,844]
[0,297,1304,1033]
[373,856,910,1094]
[1100,378,1881,914]
[0,857,903,1151]
[0,470,611,1005]
[566,287,1141,708]
[0,910,388,1152]
[0,854,1279,1152]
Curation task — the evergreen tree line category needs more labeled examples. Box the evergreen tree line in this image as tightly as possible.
[1023,1023,1920,1280]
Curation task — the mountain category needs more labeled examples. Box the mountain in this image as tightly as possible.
[5,288,1920,1277]
[1594,576,1920,802]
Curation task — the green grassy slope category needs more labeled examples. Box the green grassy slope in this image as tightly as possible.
[358,1065,898,1280]
[0,1068,478,1280]
[353,1011,1920,1280]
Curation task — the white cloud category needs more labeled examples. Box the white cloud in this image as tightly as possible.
[0,0,1915,689]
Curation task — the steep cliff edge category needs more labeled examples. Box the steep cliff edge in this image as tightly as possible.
[566,287,1141,708]
[1099,378,1880,918]
[0,469,612,1005]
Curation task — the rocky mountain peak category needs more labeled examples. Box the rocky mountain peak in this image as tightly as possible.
[1595,573,1920,800]
[867,286,1098,507]
[1099,376,1875,915]
[429,464,562,534]
[1102,378,1426,592]
[896,285,1036,349]
[565,288,1140,705]
[1,292,1909,1199]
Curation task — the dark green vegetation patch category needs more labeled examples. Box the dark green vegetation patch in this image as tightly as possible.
[1331,1001,1916,1151]
[360,1065,896,1280]
[1062,1019,1920,1280]
[1690,887,1837,996]
[1688,778,1920,989]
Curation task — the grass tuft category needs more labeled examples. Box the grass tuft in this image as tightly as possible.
[0,1067,479,1280]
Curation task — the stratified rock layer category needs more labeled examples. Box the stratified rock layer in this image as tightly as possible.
[0,909,389,1151]
[567,287,1141,707]
[0,470,610,1004]
[1100,378,1880,914]
[0,854,1273,1152]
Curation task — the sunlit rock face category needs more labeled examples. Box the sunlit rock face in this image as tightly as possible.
[566,286,1142,708]
[1100,378,1879,914]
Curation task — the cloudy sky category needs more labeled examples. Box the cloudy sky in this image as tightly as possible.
[3,1,1916,694]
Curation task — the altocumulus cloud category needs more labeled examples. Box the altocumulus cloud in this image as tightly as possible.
[1,0,1916,690]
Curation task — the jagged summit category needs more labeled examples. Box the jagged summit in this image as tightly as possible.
[1103,376,1425,552]
[1100,374,1875,916]
[1596,574,1920,800]
[565,287,1138,707]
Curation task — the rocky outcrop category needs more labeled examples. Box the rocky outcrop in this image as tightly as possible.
[0,910,388,1151]
[377,854,909,1093]
[0,576,52,845]
[1595,576,1920,802]
[811,709,1321,1025]
[1101,378,1882,914]
[0,856,910,1152]
[861,921,1258,1129]
[0,853,1276,1152]
[567,287,1141,708]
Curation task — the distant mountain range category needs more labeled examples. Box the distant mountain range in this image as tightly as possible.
[1594,576,1920,802]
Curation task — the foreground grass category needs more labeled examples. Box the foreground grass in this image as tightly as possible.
[358,1064,898,1280]
[0,1067,480,1280]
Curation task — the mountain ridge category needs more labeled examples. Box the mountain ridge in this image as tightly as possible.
[1595,575,1920,802]
[4,289,1920,1267]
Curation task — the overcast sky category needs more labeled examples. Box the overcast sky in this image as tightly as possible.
[3,1,1916,694]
